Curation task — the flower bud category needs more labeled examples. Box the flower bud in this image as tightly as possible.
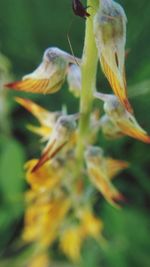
[100,114,123,139]
[67,64,81,97]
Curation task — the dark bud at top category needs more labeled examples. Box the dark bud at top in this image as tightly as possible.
[72,0,90,18]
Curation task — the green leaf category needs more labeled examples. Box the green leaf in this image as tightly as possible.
[0,138,26,212]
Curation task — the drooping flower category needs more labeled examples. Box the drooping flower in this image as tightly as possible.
[32,114,79,172]
[85,146,125,208]
[5,47,80,94]
[95,92,150,143]
[94,0,133,113]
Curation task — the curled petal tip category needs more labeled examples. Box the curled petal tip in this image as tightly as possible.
[112,194,127,207]
[120,122,150,144]
[142,135,150,144]
[5,81,20,89]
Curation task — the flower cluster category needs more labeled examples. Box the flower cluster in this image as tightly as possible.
[16,97,128,265]
[5,0,150,266]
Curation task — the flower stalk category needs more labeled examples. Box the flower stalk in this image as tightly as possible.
[76,0,99,164]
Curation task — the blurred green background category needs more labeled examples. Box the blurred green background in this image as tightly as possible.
[0,0,150,266]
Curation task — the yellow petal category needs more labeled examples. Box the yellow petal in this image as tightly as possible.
[15,97,50,122]
[106,158,129,180]
[5,78,63,94]
[25,159,61,191]
[60,227,84,262]
[89,167,125,208]
[101,55,133,113]
[80,209,103,239]
[117,120,150,143]
[27,124,51,138]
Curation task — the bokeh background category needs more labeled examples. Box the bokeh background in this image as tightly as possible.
[0,0,150,266]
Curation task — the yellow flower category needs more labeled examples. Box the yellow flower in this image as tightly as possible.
[60,226,84,262]
[23,196,71,248]
[25,159,61,192]
[85,146,124,208]
[80,209,103,239]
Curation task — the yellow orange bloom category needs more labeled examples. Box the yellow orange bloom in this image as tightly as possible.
[5,47,79,94]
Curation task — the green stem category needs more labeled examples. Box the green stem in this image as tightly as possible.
[76,0,99,165]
